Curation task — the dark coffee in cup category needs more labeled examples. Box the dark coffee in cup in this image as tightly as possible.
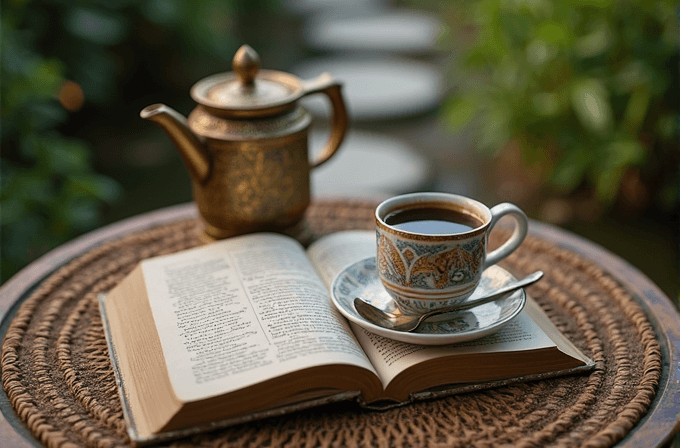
[383,206,484,235]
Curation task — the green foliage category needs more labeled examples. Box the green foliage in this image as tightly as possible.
[1,0,275,281]
[1,5,122,281]
[440,0,678,208]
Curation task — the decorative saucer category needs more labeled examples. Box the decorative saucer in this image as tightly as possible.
[330,257,526,345]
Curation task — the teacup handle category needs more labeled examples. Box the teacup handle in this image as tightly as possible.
[484,203,528,269]
[301,73,349,169]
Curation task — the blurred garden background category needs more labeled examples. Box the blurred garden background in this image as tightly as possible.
[1,0,678,301]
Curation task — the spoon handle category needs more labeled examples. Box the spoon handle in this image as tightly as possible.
[458,271,543,310]
[407,271,544,332]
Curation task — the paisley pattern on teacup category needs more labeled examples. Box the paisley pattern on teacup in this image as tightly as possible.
[377,231,485,289]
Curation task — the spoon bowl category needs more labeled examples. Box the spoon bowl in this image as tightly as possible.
[354,271,543,332]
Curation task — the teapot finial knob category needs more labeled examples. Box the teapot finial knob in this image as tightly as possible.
[233,44,260,86]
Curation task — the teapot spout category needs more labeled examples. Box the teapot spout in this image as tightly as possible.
[140,104,211,184]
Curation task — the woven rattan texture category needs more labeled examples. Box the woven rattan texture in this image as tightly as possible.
[2,200,661,448]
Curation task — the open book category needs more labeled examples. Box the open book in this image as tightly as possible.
[99,231,593,445]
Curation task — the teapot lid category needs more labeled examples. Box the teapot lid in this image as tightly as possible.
[190,45,304,117]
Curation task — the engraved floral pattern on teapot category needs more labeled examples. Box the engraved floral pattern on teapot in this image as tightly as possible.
[229,145,304,220]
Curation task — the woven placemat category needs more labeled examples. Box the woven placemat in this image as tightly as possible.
[1,200,661,448]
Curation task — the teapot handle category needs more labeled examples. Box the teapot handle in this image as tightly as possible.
[301,73,348,169]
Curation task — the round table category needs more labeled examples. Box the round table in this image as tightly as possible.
[1,202,679,447]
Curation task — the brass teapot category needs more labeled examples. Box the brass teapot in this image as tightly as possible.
[141,45,348,241]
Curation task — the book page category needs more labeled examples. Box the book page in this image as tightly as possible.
[306,230,376,287]
[352,298,556,387]
[304,232,579,393]
[141,233,376,402]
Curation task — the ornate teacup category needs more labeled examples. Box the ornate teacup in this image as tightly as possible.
[375,192,528,315]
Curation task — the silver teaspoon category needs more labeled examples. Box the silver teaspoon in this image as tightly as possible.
[354,271,543,333]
